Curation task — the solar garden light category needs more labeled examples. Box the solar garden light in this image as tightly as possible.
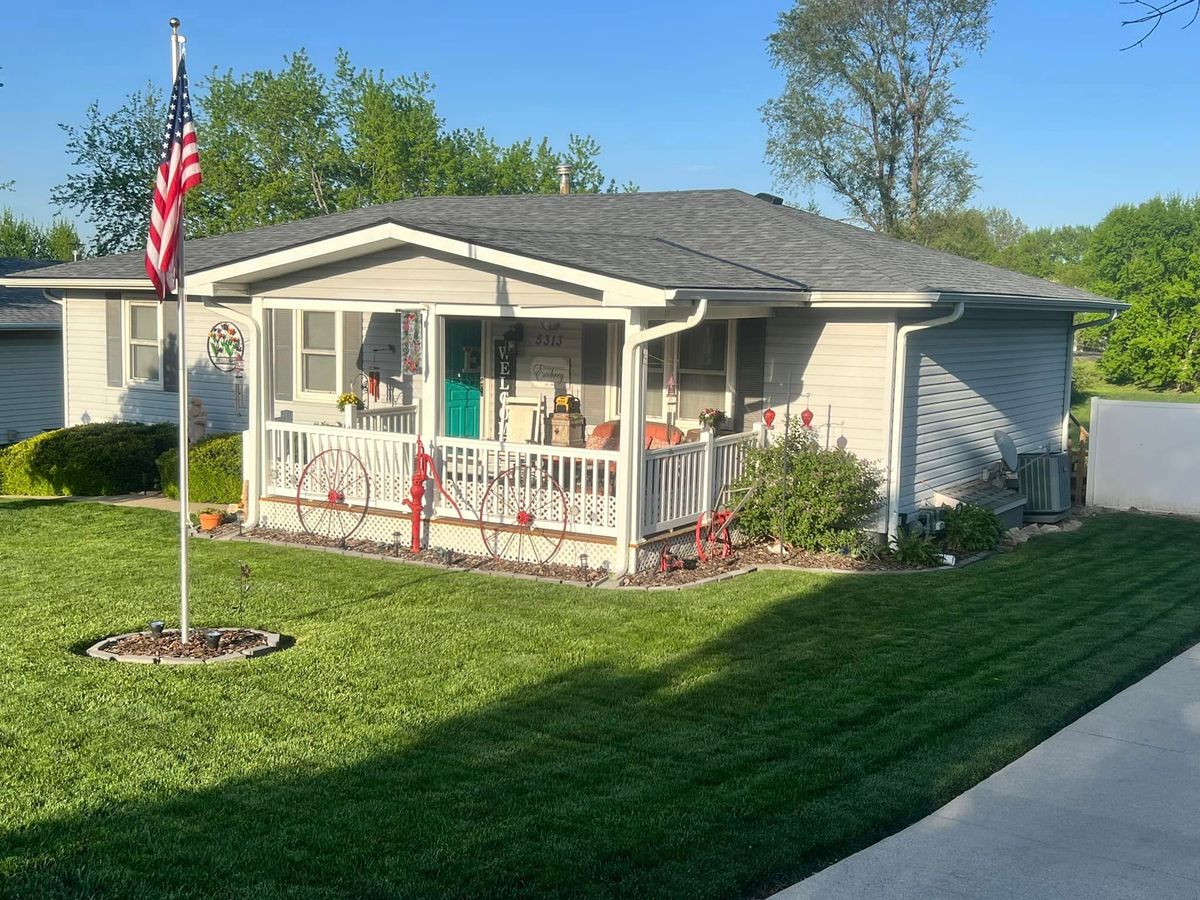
[579,553,589,577]
[149,620,165,637]
[204,630,222,650]
[393,531,405,557]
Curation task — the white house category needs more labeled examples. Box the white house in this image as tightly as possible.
[0,259,64,445]
[1,189,1124,573]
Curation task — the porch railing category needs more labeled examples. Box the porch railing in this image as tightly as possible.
[265,422,619,537]
[345,403,419,434]
[266,421,418,512]
[640,429,761,535]
[266,420,758,542]
[436,437,620,536]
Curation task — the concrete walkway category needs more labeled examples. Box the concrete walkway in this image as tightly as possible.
[8,492,212,516]
[775,643,1200,899]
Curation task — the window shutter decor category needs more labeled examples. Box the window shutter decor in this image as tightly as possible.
[734,318,766,431]
[580,322,608,425]
[161,298,179,393]
[342,311,363,394]
[105,294,124,387]
[272,309,294,401]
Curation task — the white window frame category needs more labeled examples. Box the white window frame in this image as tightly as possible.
[295,309,342,401]
[644,320,737,431]
[126,300,164,389]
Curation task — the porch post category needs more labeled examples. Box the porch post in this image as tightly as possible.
[246,296,266,527]
[613,310,647,574]
[420,307,440,439]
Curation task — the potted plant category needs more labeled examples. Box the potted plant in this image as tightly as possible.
[336,392,365,412]
[198,508,224,532]
[698,407,727,431]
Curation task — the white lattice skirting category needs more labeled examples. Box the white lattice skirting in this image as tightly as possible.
[258,497,620,570]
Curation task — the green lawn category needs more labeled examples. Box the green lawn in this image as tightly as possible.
[1071,358,1200,433]
[3,501,1200,899]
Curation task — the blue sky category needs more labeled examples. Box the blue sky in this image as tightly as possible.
[1,0,1197,234]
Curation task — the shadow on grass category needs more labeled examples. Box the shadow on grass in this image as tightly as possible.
[4,516,1200,899]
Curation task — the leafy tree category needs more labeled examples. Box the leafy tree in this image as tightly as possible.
[903,206,1026,262]
[763,0,992,233]
[0,209,82,261]
[994,224,1092,286]
[1087,196,1200,390]
[901,206,1026,263]
[52,86,165,256]
[54,50,631,251]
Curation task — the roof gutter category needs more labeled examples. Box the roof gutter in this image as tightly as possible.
[612,297,709,579]
[885,302,965,542]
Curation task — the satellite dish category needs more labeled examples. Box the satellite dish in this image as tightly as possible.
[993,429,1019,472]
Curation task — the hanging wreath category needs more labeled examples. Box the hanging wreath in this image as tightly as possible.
[207,321,245,373]
[400,312,423,374]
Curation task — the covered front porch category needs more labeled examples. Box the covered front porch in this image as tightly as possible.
[252,300,765,571]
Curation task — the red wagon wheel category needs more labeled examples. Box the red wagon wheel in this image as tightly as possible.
[479,464,568,566]
[695,508,733,562]
[296,448,371,545]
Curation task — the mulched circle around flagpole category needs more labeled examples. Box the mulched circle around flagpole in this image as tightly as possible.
[85,627,285,665]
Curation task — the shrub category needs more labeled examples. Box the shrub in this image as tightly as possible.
[940,503,1005,555]
[889,529,945,567]
[157,432,243,504]
[0,422,176,496]
[735,423,882,554]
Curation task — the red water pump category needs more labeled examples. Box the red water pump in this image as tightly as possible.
[402,437,463,553]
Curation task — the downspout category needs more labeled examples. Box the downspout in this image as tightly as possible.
[43,290,68,429]
[1061,310,1119,448]
[885,301,965,542]
[206,296,264,526]
[612,297,709,578]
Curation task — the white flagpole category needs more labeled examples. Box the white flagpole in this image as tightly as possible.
[170,17,191,643]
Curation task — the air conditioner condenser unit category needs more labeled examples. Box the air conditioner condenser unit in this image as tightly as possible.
[1017,451,1071,523]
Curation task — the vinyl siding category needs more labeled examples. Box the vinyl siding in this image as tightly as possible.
[762,308,892,462]
[64,293,254,434]
[898,308,1070,512]
[256,246,602,307]
[0,330,63,443]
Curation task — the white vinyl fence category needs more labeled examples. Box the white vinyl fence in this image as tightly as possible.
[1086,398,1200,515]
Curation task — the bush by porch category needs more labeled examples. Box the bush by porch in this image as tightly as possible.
[3,500,1200,897]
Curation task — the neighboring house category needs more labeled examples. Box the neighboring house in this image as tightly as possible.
[1,189,1124,572]
[0,259,64,445]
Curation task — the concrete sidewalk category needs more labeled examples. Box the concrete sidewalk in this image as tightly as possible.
[775,643,1200,899]
[7,492,212,515]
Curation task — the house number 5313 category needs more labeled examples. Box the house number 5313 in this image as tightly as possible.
[534,333,563,346]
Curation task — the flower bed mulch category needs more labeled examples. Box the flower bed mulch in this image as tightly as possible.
[246,528,609,585]
[620,541,926,588]
[97,628,267,661]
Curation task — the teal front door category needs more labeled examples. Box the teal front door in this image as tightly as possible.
[444,320,482,438]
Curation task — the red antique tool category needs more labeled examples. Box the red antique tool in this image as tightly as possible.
[403,438,463,553]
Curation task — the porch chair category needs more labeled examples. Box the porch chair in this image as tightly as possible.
[503,395,547,444]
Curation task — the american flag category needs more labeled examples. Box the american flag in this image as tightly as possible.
[145,57,202,300]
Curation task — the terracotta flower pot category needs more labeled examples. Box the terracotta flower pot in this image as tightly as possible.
[198,513,223,532]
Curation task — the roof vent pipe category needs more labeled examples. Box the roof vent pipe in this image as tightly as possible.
[556,164,572,195]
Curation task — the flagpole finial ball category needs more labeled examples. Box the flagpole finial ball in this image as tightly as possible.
[169,17,181,29]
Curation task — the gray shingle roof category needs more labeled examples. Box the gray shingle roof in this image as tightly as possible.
[2,190,1116,304]
[0,259,61,329]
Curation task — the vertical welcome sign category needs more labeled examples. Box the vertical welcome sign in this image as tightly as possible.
[493,339,516,440]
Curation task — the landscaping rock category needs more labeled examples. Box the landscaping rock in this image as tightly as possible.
[1061,519,1083,532]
